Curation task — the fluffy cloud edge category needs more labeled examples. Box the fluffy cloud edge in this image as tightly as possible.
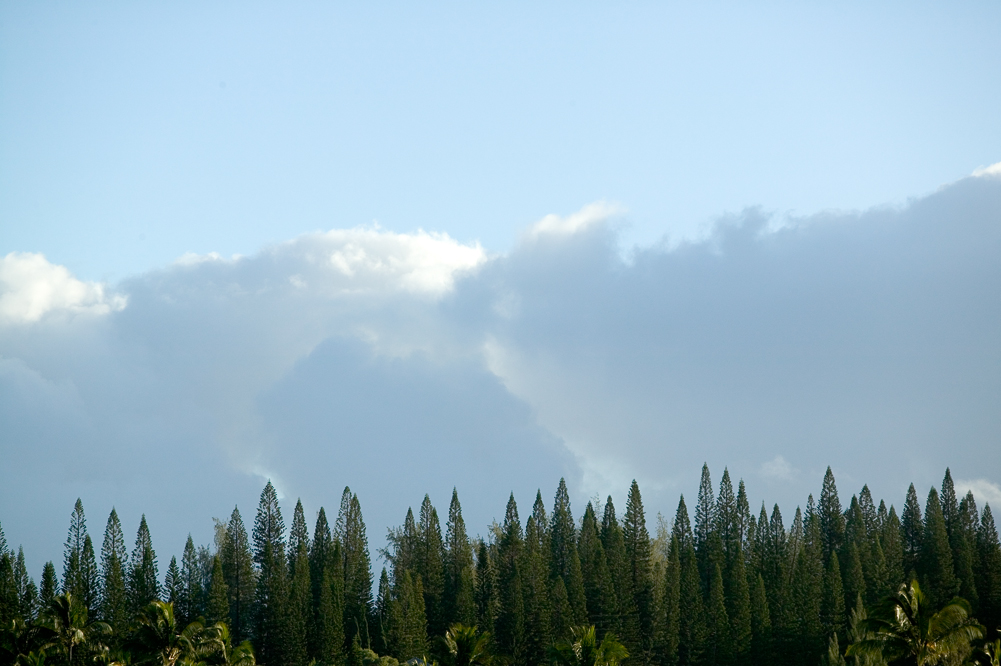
[0,252,127,326]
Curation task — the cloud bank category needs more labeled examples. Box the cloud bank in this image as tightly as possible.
[2,173,1000,575]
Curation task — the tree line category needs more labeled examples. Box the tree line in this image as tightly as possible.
[2,467,1001,666]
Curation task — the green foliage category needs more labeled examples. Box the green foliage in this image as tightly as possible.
[99,509,128,634]
[222,507,256,644]
[547,625,627,666]
[128,515,160,616]
[921,488,959,607]
[437,623,494,666]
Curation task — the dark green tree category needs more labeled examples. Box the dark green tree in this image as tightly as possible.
[662,535,681,666]
[579,503,615,637]
[252,480,287,666]
[901,484,923,579]
[727,542,752,664]
[62,499,88,601]
[475,540,499,637]
[694,464,715,593]
[706,563,732,666]
[956,490,980,609]
[623,480,654,660]
[164,556,182,606]
[749,572,771,666]
[178,535,203,626]
[551,480,588,626]
[223,506,256,643]
[417,495,446,638]
[337,488,373,650]
[496,494,525,663]
[128,515,160,614]
[819,468,845,564]
[882,506,905,591]
[206,555,230,624]
[523,512,553,666]
[977,504,1001,639]
[288,538,312,666]
[40,561,58,607]
[445,489,477,627]
[921,487,958,606]
[601,498,634,641]
[677,540,705,666]
[13,547,38,621]
[822,551,846,641]
[842,541,866,619]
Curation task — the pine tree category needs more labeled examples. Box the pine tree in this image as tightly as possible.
[416,495,445,638]
[859,486,878,538]
[882,506,904,590]
[206,554,230,624]
[0,553,17,625]
[13,547,38,621]
[736,480,752,554]
[523,512,553,666]
[444,489,476,627]
[715,470,738,561]
[311,506,345,664]
[475,540,499,637]
[749,573,771,666]
[940,472,977,610]
[550,479,588,625]
[128,514,160,614]
[289,500,311,573]
[391,570,428,660]
[179,535,202,626]
[337,488,373,650]
[842,541,865,618]
[0,522,6,558]
[901,484,923,579]
[977,504,1001,640]
[602,496,634,640]
[818,468,845,564]
[663,535,681,666]
[695,464,715,593]
[727,543,752,664]
[920,487,958,606]
[623,480,654,659]
[80,533,99,612]
[496,494,525,663]
[822,551,845,641]
[678,540,705,666]
[579,502,615,636]
[223,506,256,643]
[955,491,980,608]
[287,540,312,666]
[253,480,288,666]
[39,561,57,607]
[791,510,824,664]
[164,556,182,606]
[62,499,88,599]
[706,563,733,666]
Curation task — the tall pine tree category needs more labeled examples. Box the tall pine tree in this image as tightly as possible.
[128,514,159,614]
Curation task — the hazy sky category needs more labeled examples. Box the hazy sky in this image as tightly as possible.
[1,2,1000,578]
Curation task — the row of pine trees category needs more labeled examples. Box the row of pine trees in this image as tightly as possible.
[2,467,1001,666]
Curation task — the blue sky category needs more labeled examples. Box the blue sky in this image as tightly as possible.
[1,2,1001,576]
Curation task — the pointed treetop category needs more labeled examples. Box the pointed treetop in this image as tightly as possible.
[290,498,310,558]
[695,463,715,548]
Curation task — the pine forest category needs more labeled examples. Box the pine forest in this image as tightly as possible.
[2,466,1001,666]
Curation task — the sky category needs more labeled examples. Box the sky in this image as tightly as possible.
[1,1,1001,578]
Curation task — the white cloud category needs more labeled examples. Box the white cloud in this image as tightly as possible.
[956,478,1001,508]
[972,161,1001,178]
[287,227,486,297]
[0,252,126,325]
[525,201,624,239]
[760,455,798,482]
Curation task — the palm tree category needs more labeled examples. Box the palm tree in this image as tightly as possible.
[198,622,255,666]
[845,580,983,666]
[126,601,210,666]
[548,626,627,666]
[437,624,494,666]
[35,593,112,665]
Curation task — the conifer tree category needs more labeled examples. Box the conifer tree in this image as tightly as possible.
[39,561,57,607]
[842,541,865,618]
[0,522,6,558]
[624,480,654,658]
[0,553,17,625]
[223,506,256,643]
[727,543,752,664]
[288,539,312,666]
[337,488,373,650]
[444,489,476,627]
[579,502,615,636]
[475,540,499,637]
[792,509,824,664]
[736,480,751,552]
[390,570,428,660]
[940,473,977,609]
[206,554,230,624]
[677,540,705,666]
[80,533,99,612]
[695,464,715,592]
[706,563,732,666]
[13,547,38,621]
[901,484,923,578]
[818,468,845,564]
[417,495,445,638]
[715,470,738,562]
[178,535,202,626]
[253,480,288,666]
[749,573,771,666]
[882,506,904,590]
[128,514,160,614]
[62,498,88,599]
[920,487,958,606]
[548,576,573,646]
[164,556,181,606]
[602,497,634,640]
[977,504,1001,639]
[859,486,878,538]
[955,491,980,608]
[523,513,553,666]
[663,535,681,666]
[496,494,525,663]
[289,499,311,573]
[550,479,588,626]
[822,551,845,641]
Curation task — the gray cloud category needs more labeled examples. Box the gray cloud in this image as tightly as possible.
[2,173,1000,577]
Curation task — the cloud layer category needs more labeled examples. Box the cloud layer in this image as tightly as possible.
[2,172,1000,575]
